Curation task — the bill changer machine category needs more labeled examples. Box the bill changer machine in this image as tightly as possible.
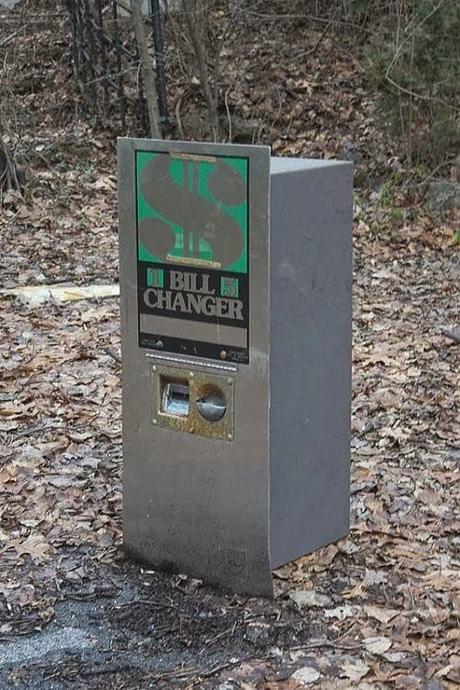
[118,139,352,596]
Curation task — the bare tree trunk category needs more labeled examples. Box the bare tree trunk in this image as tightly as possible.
[0,133,20,194]
[131,0,162,139]
[182,0,220,141]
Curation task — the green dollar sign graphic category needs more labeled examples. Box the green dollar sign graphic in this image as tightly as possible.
[138,154,247,268]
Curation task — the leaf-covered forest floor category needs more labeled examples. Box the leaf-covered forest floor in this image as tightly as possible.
[0,2,459,688]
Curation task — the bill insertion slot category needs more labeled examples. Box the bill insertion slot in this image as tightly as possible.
[162,381,190,417]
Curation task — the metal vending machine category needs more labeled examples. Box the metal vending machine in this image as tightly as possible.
[118,139,352,596]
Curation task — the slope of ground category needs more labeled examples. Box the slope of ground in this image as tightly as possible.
[0,2,458,689]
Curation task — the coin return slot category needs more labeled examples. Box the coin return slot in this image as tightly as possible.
[154,365,233,440]
[196,385,227,422]
[161,379,190,417]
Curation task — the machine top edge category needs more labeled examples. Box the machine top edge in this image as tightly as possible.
[270,156,352,173]
[117,137,271,159]
[117,137,350,172]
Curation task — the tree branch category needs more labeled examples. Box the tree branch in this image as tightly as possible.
[182,0,219,141]
[130,0,162,138]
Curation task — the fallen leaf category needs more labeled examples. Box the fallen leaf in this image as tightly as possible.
[289,589,332,608]
[11,534,53,563]
[364,606,400,624]
[324,604,360,620]
[384,652,407,663]
[340,660,370,682]
[364,636,392,655]
[290,666,321,685]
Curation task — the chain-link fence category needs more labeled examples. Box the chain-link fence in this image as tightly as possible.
[65,0,168,131]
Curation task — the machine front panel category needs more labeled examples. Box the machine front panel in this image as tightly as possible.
[136,150,250,364]
[118,138,272,596]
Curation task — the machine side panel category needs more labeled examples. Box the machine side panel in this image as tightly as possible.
[118,138,273,596]
[269,162,352,568]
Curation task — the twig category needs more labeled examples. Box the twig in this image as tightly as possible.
[94,0,110,108]
[212,13,236,108]
[0,29,22,47]
[441,326,460,345]
[175,93,184,138]
[0,134,22,195]
[103,346,122,363]
[385,73,459,110]
[185,655,258,688]
[113,598,180,609]
[185,641,352,690]
[12,423,66,439]
[131,0,162,138]
[294,8,338,61]
[416,158,456,187]
[289,639,362,652]
[12,422,89,439]
[384,0,446,81]
[80,664,131,677]
[241,8,373,34]
[203,620,240,647]
[182,0,220,140]
[112,0,126,130]
[150,0,168,122]
[224,86,232,142]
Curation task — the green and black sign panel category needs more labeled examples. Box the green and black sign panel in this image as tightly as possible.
[136,151,249,364]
